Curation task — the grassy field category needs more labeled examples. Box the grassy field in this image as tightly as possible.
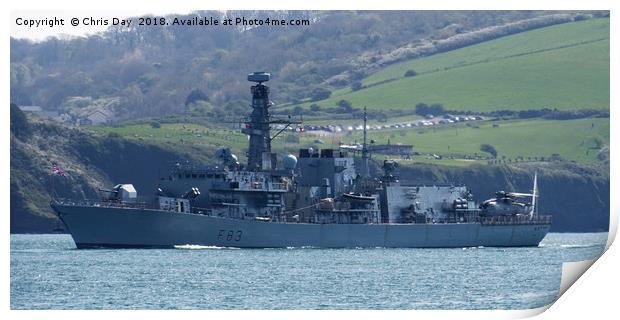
[297,18,609,112]
[89,123,246,148]
[87,122,330,162]
[90,116,609,167]
[88,123,248,161]
[341,117,609,165]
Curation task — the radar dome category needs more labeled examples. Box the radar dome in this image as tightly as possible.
[282,154,298,170]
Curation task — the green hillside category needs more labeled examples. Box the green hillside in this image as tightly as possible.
[90,123,247,151]
[88,123,318,163]
[89,116,609,167]
[343,118,609,165]
[302,18,609,112]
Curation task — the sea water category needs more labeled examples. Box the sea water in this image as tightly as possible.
[10,233,607,310]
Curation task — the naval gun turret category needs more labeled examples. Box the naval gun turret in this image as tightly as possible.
[99,184,137,203]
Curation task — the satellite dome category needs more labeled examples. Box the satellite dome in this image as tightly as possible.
[282,154,298,170]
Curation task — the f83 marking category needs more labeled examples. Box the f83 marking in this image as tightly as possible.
[218,229,243,241]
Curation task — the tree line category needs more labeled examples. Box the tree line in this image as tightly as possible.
[12,10,593,122]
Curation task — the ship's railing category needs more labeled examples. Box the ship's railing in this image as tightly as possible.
[270,182,287,191]
[181,208,551,225]
[478,215,552,225]
[434,210,552,225]
[51,198,149,209]
[229,181,288,191]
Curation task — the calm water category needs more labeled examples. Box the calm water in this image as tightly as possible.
[10,233,607,310]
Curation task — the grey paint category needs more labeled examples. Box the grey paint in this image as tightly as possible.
[54,204,550,248]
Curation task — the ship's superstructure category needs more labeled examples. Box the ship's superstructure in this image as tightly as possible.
[51,72,551,249]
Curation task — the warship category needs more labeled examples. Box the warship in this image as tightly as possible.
[51,72,551,249]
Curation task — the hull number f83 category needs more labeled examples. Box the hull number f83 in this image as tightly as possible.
[218,230,243,241]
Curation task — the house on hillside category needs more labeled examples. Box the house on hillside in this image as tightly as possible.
[18,106,42,112]
[80,109,115,125]
[18,105,59,119]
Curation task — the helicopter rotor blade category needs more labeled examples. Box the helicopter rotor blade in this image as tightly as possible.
[506,192,534,198]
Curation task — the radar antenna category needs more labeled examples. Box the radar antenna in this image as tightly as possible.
[242,72,302,171]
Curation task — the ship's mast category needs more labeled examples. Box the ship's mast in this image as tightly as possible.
[532,171,538,217]
[530,171,538,218]
[361,106,370,177]
[243,72,272,171]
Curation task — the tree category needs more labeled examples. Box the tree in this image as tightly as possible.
[550,153,563,161]
[292,106,304,115]
[350,81,363,91]
[10,103,31,139]
[349,70,367,80]
[189,100,213,115]
[374,111,388,122]
[185,89,209,106]
[150,121,161,128]
[310,87,332,101]
[310,104,321,112]
[480,144,498,158]
[429,103,445,115]
[404,69,417,77]
[414,103,429,116]
[337,100,353,112]
[415,102,445,116]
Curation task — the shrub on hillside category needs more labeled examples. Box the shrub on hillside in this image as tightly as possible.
[185,89,209,106]
[10,103,31,139]
[351,81,363,91]
[404,69,417,77]
[310,104,321,112]
[310,88,332,101]
[415,103,445,116]
[480,143,498,158]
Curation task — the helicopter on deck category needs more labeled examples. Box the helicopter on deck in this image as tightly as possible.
[479,173,539,217]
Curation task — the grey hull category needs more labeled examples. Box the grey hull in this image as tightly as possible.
[54,205,550,249]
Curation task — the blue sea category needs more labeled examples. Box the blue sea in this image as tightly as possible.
[10,233,607,310]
